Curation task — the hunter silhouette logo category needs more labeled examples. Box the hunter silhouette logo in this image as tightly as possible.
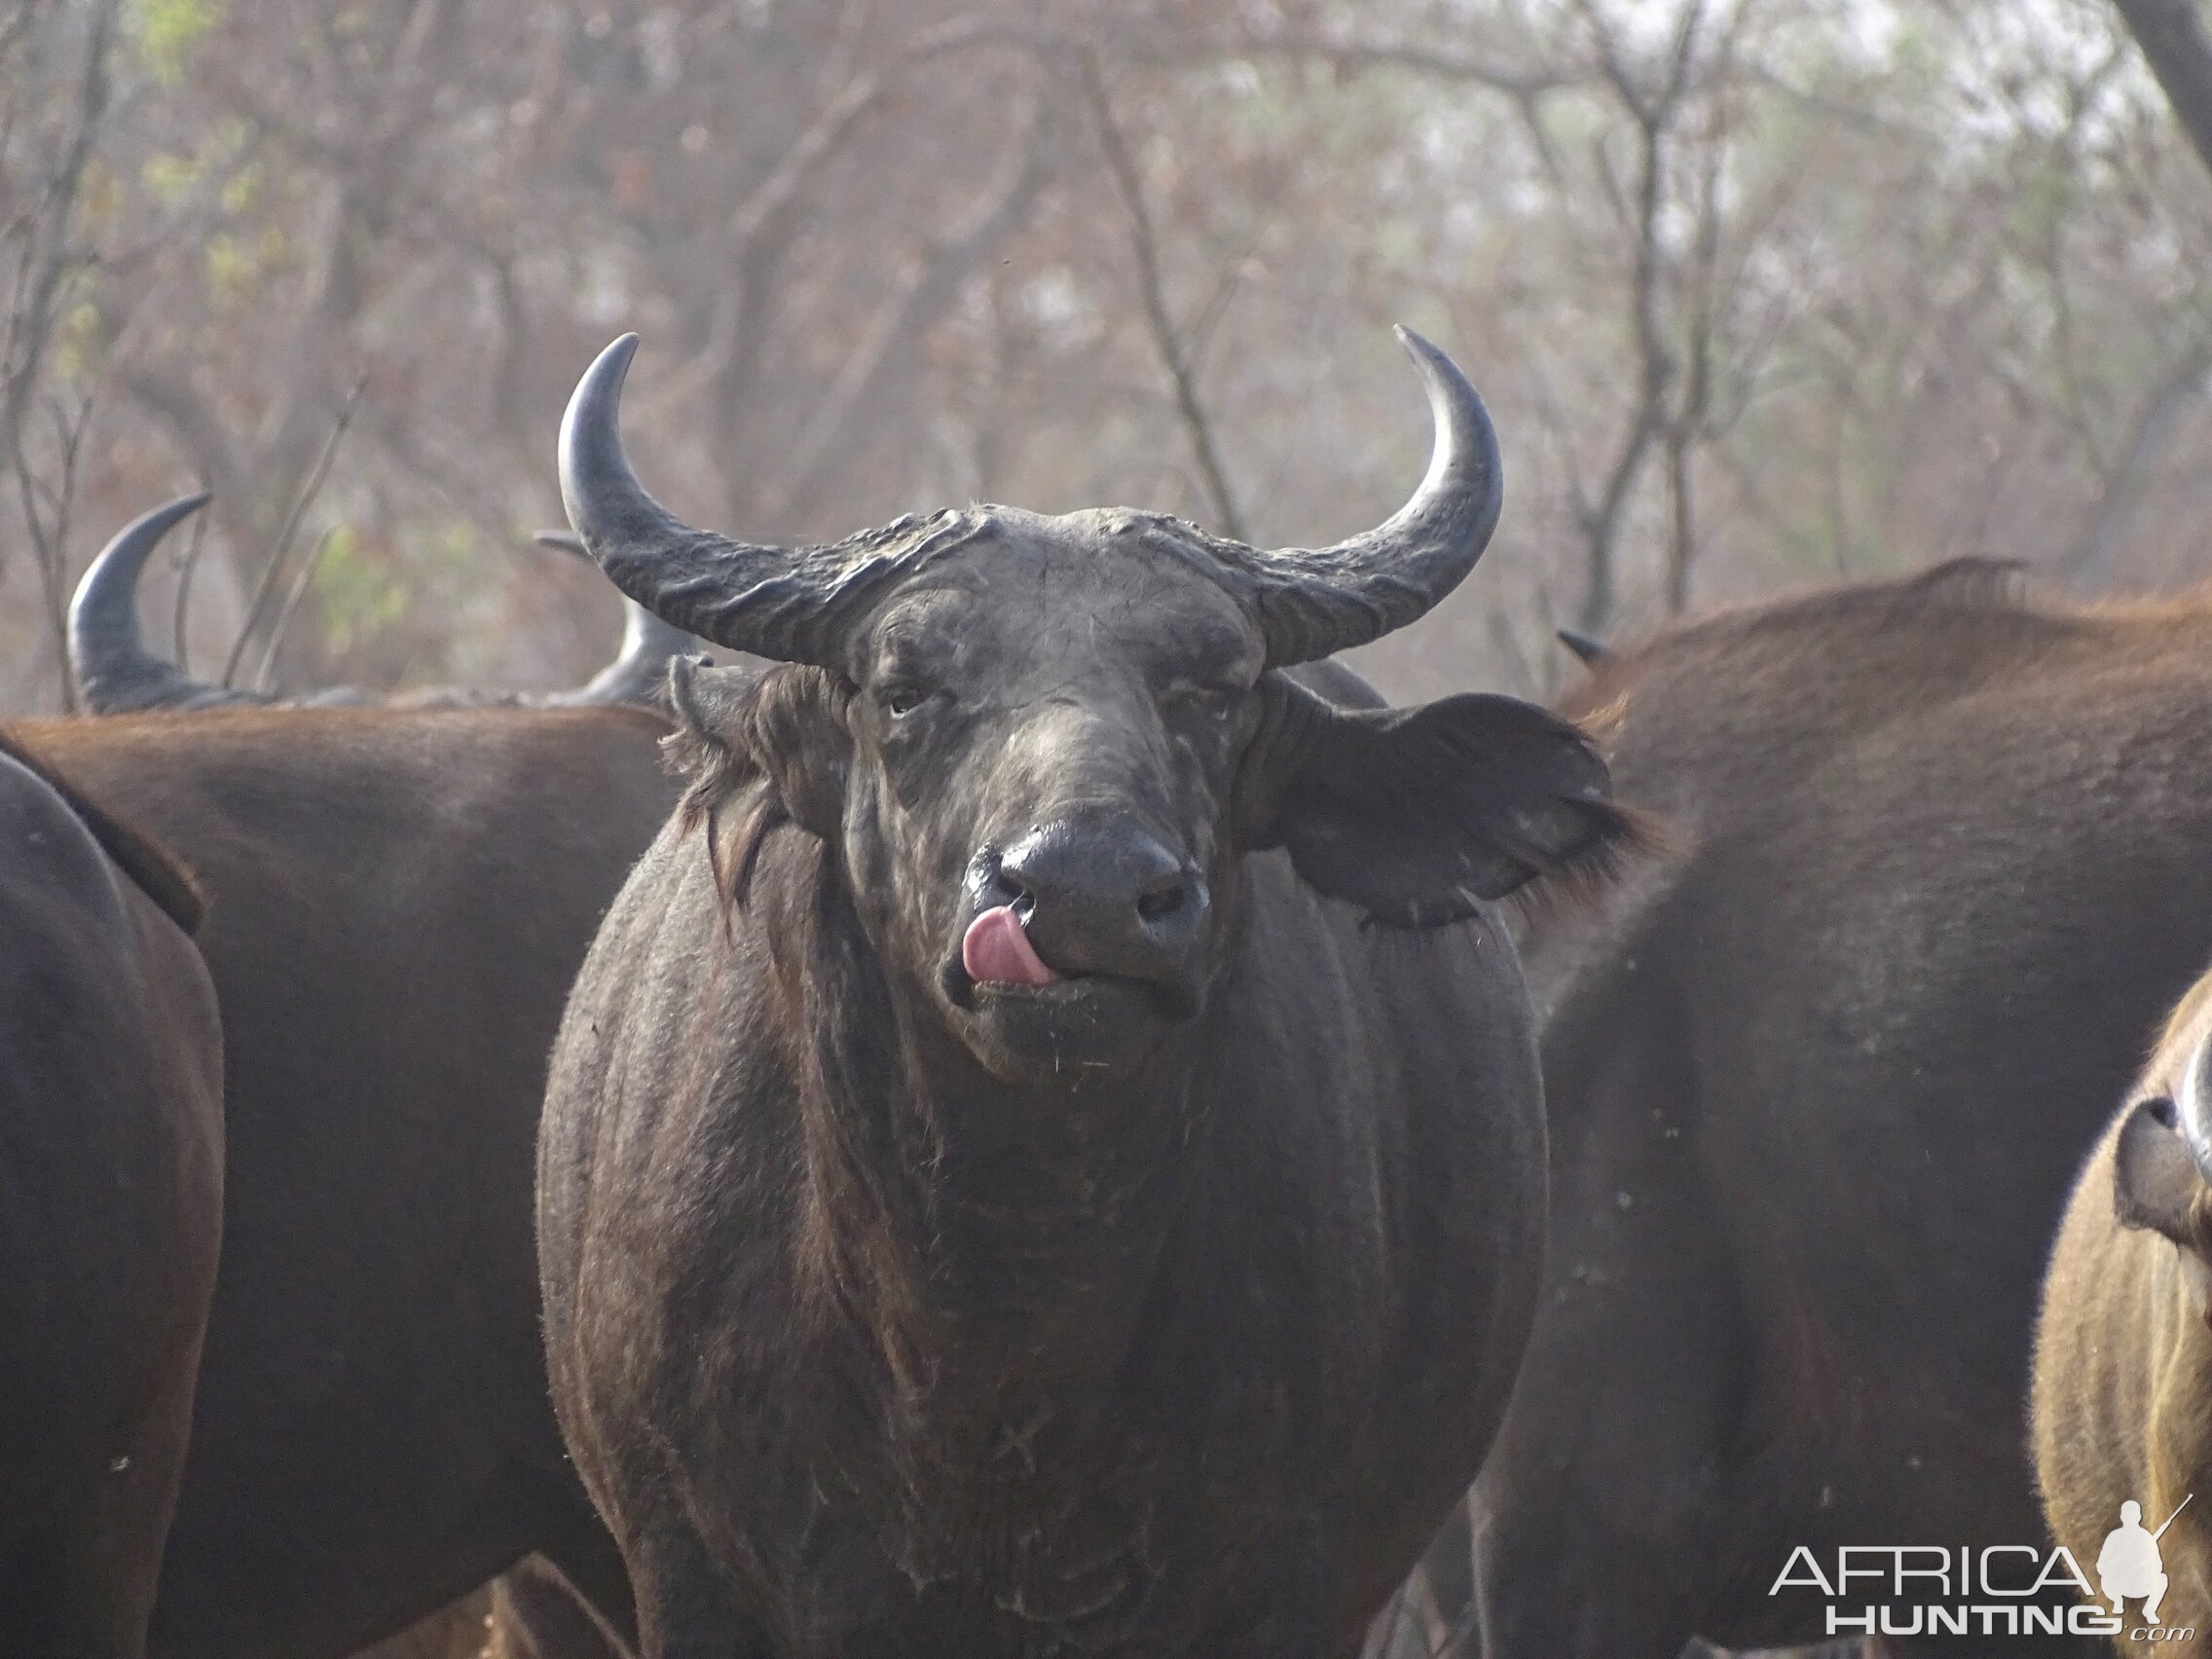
[2101,1496,2191,1626]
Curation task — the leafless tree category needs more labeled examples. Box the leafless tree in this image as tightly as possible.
[0,0,119,708]
[0,0,2208,719]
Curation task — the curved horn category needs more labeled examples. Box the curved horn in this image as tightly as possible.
[560,327,1499,668]
[532,528,708,707]
[560,335,938,665]
[2179,1020,2212,1183]
[69,494,252,714]
[1224,326,1503,666]
[1557,627,1606,667]
[551,602,699,708]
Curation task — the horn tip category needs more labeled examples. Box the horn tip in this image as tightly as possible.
[567,334,644,424]
[533,528,588,557]
[1557,627,1606,666]
[1390,323,1449,367]
[565,335,642,437]
[595,332,640,376]
[80,492,213,593]
[561,334,651,553]
[1389,323,1477,398]
[138,490,213,535]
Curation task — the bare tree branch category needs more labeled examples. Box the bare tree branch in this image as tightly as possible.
[158,0,457,568]
[220,378,362,686]
[255,524,339,691]
[655,11,1018,524]
[2063,340,2210,588]
[123,363,247,503]
[1566,1,1697,629]
[1660,1,1753,613]
[1078,52,1248,541]
[0,0,111,439]
[1135,30,1577,101]
[0,0,118,709]
[764,91,1052,530]
[685,62,897,519]
[1562,0,1734,629]
[9,384,92,709]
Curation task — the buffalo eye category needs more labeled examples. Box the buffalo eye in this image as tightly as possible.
[1168,682,1240,723]
[880,683,931,718]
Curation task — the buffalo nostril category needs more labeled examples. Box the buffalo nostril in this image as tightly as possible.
[1136,881,1188,923]
[979,850,1031,909]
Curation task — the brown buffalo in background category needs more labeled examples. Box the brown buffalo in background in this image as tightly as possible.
[1420,564,2212,1656]
[0,732,223,1657]
[26,703,678,1659]
[52,495,699,1659]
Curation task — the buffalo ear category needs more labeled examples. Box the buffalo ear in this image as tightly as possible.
[1235,674,1637,928]
[740,666,852,838]
[2114,1097,2206,1247]
[669,660,851,839]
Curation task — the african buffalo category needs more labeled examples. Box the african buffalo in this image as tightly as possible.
[23,702,674,1659]
[2035,971,2212,1648]
[69,492,695,714]
[0,731,223,1657]
[46,490,719,1656]
[1451,563,2212,1656]
[42,521,695,1659]
[535,328,1632,1659]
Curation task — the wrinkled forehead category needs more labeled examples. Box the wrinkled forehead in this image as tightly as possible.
[858,509,1262,685]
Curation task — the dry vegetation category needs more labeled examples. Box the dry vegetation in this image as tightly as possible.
[5,0,2212,714]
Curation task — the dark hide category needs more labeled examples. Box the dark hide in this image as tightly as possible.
[539,514,1633,1658]
[454,670,1394,1659]
[0,732,204,935]
[0,738,223,1657]
[25,708,679,1659]
[1459,562,2212,1657]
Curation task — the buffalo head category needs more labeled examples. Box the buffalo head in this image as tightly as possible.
[561,331,1624,1085]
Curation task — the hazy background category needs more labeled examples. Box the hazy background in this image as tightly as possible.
[4,0,2209,715]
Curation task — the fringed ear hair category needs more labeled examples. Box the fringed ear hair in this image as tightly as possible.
[661,659,851,913]
[666,657,760,813]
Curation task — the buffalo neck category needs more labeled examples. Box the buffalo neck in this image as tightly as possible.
[773,858,1218,1427]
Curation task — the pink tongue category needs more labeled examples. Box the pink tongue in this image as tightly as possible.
[962,905,1060,986]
